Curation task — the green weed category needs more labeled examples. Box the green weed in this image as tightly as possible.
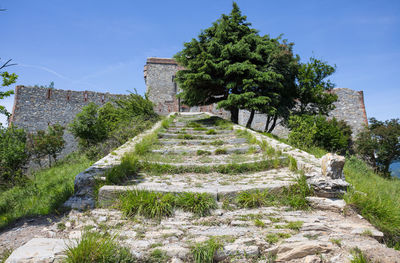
[350,247,371,263]
[119,190,175,219]
[64,231,135,263]
[105,153,140,184]
[135,133,158,155]
[206,129,216,135]
[175,192,217,217]
[197,150,212,156]
[210,140,224,146]
[215,148,227,155]
[191,238,222,263]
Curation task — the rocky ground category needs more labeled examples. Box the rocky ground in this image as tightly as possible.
[2,113,400,262]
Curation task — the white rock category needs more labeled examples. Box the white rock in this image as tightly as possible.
[5,238,68,263]
[321,153,345,179]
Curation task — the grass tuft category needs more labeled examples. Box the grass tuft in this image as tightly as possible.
[214,148,227,155]
[350,247,371,263]
[175,192,217,217]
[64,231,135,263]
[191,237,222,263]
[197,150,212,156]
[105,153,140,184]
[135,133,158,155]
[118,190,175,219]
[206,129,217,135]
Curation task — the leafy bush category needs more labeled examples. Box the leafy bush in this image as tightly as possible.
[0,125,29,187]
[69,103,108,147]
[64,231,136,263]
[354,118,400,176]
[27,124,65,167]
[288,114,352,154]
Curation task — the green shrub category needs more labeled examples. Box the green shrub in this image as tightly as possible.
[69,103,108,147]
[175,192,217,216]
[288,114,352,154]
[288,156,297,172]
[0,125,29,187]
[27,124,65,167]
[64,231,136,263]
[119,190,175,219]
[191,238,222,263]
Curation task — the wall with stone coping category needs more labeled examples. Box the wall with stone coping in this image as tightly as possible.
[238,88,368,138]
[9,85,126,159]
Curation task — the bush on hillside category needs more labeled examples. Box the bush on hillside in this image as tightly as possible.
[288,114,352,154]
[27,124,65,167]
[70,92,159,160]
[0,125,29,187]
[354,118,400,176]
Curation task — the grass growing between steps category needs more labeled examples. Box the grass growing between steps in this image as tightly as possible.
[118,190,217,219]
[235,174,312,210]
[140,158,288,176]
[344,156,400,249]
[0,153,91,230]
[191,237,222,263]
[64,231,136,263]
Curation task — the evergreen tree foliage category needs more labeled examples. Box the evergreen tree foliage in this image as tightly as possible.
[174,3,298,124]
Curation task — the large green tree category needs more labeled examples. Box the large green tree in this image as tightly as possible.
[174,3,298,125]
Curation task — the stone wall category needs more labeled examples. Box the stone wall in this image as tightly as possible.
[238,88,368,138]
[9,86,126,159]
[144,57,230,119]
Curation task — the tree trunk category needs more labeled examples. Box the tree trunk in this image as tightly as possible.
[246,110,255,128]
[230,108,239,124]
[267,115,278,133]
[264,115,271,132]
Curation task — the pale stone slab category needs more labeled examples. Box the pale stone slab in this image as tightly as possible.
[5,238,68,263]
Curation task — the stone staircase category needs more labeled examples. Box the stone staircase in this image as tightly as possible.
[4,113,400,263]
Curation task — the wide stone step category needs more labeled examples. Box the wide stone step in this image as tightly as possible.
[151,145,260,155]
[166,129,233,135]
[98,168,296,207]
[158,137,248,145]
[158,133,237,140]
[141,155,287,166]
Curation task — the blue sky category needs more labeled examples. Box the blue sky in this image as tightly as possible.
[1,0,399,126]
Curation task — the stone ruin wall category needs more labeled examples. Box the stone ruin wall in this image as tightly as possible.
[145,58,368,139]
[9,86,126,159]
[144,58,230,119]
[238,88,368,138]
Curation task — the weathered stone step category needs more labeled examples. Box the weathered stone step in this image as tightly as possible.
[98,168,296,207]
[166,129,233,134]
[158,137,248,145]
[151,145,260,155]
[141,155,287,167]
[158,133,237,140]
